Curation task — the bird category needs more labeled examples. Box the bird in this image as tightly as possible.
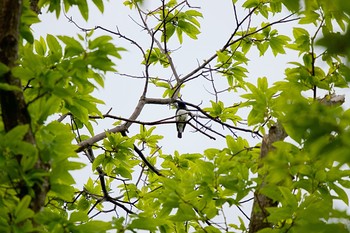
[176,101,188,138]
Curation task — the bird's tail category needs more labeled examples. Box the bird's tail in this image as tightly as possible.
[178,132,182,138]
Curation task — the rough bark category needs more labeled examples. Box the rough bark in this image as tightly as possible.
[0,0,48,212]
[0,0,31,132]
[248,124,287,233]
[248,94,345,232]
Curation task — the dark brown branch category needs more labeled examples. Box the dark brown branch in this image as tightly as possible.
[63,13,146,60]
[120,131,163,176]
[96,166,135,215]
[184,101,262,137]
[188,121,216,140]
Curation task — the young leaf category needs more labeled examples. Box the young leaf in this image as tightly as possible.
[15,196,34,223]
[92,0,104,12]
[46,34,62,56]
[77,0,89,21]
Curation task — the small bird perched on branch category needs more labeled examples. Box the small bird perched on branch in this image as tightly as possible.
[176,101,188,138]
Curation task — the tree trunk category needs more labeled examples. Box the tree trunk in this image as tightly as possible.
[248,124,287,232]
[0,0,47,213]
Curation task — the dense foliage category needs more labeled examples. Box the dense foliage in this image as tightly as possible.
[0,0,350,232]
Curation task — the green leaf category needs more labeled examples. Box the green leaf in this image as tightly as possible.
[279,186,298,208]
[50,183,75,200]
[260,185,281,203]
[69,211,89,222]
[257,41,269,56]
[242,0,259,8]
[270,1,282,13]
[5,124,29,142]
[203,226,222,233]
[147,48,168,67]
[330,183,349,205]
[302,53,313,70]
[219,175,238,190]
[92,0,104,12]
[0,83,22,91]
[15,196,34,223]
[36,121,78,162]
[282,0,300,12]
[34,37,47,56]
[77,0,89,21]
[269,35,290,56]
[185,9,203,19]
[177,21,200,40]
[317,31,350,55]
[77,220,112,233]
[20,24,34,43]
[46,34,61,53]
[21,6,40,25]
[58,36,85,57]
[129,217,164,231]
[299,11,320,24]
[257,76,268,91]
[20,144,39,171]
[203,100,225,118]
[226,135,236,151]
[92,154,105,171]
[163,23,176,42]
[89,35,113,50]
[176,27,183,44]
[115,166,132,179]
[266,206,293,223]
[77,198,90,211]
[0,62,9,76]
[42,0,61,18]
[46,34,62,57]
[204,148,220,160]
[66,103,89,124]
[88,56,116,71]
[293,27,310,39]
[170,203,197,221]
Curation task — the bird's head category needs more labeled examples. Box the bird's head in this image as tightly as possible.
[177,101,187,110]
